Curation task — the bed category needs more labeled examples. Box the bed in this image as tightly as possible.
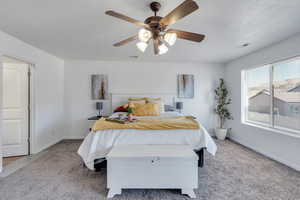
[78,93,217,171]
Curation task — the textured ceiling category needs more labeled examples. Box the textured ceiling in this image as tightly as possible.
[0,0,300,63]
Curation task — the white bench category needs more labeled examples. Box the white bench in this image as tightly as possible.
[106,145,198,198]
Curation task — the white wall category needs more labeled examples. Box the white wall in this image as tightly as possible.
[0,30,65,172]
[64,60,224,139]
[225,33,300,171]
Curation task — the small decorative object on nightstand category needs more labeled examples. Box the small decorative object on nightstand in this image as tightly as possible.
[96,102,103,117]
[176,102,183,113]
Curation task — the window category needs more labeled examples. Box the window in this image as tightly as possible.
[243,57,300,134]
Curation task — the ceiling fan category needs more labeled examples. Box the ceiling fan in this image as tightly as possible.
[105,0,205,55]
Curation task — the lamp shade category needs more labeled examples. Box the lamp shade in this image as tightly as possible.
[176,102,183,110]
[158,43,168,55]
[138,29,152,42]
[164,32,177,46]
[96,102,103,110]
[136,42,148,52]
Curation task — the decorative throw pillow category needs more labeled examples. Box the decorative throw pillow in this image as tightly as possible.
[113,104,129,113]
[128,102,150,111]
[132,103,160,116]
[128,98,146,105]
[128,97,146,101]
[146,97,165,113]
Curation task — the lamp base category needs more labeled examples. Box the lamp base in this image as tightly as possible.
[98,110,103,117]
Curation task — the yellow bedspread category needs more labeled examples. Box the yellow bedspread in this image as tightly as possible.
[92,116,200,131]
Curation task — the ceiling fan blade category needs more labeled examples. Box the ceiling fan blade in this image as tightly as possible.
[106,10,149,28]
[153,39,159,55]
[167,29,205,42]
[113,35,138,47]
[160,0,199,27]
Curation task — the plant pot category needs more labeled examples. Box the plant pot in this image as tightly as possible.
[215,128,228,140]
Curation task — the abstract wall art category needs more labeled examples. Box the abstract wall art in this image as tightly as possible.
[91,74,109,100]
[178,74,194,98]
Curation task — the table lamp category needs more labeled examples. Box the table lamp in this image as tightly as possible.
[96,102,103,117]
[176,102,183,113]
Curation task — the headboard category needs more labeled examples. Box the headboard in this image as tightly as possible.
[111,93,177,112]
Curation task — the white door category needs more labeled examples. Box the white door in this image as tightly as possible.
[2,63,29,157]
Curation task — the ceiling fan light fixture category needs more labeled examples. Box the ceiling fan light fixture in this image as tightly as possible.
[158,43,168,55]
[106,0,205,55]
[138,28,152,42]
[136,41,148,52]
[164,32,177,46]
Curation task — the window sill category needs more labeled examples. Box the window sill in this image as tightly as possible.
[242,121,300,139]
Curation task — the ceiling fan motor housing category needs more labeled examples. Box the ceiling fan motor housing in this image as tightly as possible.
[146,2,166,32]
[150,2,161,13]
[145,16,164,30]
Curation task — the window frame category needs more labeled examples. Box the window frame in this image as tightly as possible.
[241,56,300,136]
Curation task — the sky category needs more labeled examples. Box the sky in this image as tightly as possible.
[247,60,300,88]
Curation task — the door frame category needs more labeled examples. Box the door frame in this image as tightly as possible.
[0,55,36,158]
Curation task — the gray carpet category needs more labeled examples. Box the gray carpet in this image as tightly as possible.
[0,140,300,200]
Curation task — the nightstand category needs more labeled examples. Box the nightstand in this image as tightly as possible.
[88,116,108,131]
[88,116,102,121]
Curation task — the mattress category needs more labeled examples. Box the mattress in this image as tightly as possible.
[78,112,217,170]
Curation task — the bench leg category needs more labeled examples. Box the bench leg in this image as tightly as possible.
[107,188,121,198]
[182,188,196,198]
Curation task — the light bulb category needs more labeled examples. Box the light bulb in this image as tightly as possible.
[164,32,177,46]
[136,42,148,52]
[138,29,152,42]
[158,43,168,55]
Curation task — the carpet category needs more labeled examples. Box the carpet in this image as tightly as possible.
[0,140,299,200]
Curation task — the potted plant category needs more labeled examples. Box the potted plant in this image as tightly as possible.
[214,79,233,140]
[127,107,134,121]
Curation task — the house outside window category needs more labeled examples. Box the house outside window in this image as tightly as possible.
[242,57,300,134]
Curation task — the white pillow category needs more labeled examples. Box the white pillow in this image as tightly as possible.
[109,112,128,119]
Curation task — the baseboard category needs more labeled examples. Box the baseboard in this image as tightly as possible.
[64,136,85,140]
[61,139,83,142]
[229,137,300,172]
[34,137,83,154]
[33,137,63,155]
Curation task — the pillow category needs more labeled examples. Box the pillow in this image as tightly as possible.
[128,98,146,105]
[146,97,165,113]
[132,103,160,116]
[110,112,128,118]
[164,104,175,112]
[128,102,144,108]
[128,97,146,101]
[113,104,129,113]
